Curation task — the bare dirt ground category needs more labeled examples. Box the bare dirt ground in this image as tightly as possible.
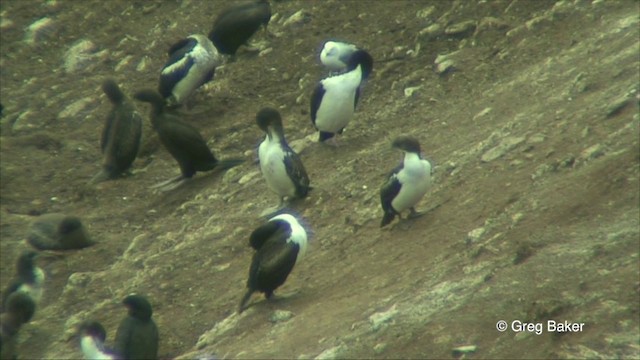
[1,0,638,359]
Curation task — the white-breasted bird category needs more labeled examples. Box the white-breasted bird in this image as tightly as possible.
[78,321,119,360]
[380,136,432,227]
[158,34,223,107]
[256,108,311,209]
[310,49,373,142]
[239,213,308,313]
[1,251,45,310]
[320,40,358,73]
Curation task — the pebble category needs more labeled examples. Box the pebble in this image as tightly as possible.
[580,143,605,160]
[24,17,56,44]
[434,53,457,75]
[314,345,344,360]
[58,97,94,120]
[416,6,436,20]
[526,133,546,144]
[445,20,476,37]
[369,304,398,331]
[282,10,309,27]
[373,343,387,354]
[472,107,492,121]
[466,227,485,244]
[269,310,294,323]
[404,86,421,97]
[481,136,526,162]
[64,39,109,73]
[418,23,443,39]
[605,93,633,118]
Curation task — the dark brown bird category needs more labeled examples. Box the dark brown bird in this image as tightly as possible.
[26,213,94,251]
[114,295,159,360]
[208,0,271,55]
[90,79,142,184]
[0,292,36,360]
[133,89,244,191]
[1,251,44,312]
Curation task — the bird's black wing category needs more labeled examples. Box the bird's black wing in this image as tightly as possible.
[250,238,299,292]
[283,147,310,199]
[380,164,403,215]
[249,220,288,250]
[100,109,116,154]
[158,57,195,99]
[113,317,134,358]
[310,83,325,128]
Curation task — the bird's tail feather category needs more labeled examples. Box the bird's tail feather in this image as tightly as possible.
[238,289,254,313]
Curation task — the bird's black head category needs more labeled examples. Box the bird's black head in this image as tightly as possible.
[346,49,374,80]
[256,107,283,133]
[102,79,125,104]
[16,251,38,273]
[59,216,82,235]
[79,321,107,342]
[392,135,422,154]
[5,292,36,324]
[122,295,153,321]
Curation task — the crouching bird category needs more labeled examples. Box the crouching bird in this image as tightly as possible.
[239,213,308,313]
[134,89,244,191]
[114,295,158,360]
[380,136,432,227]
[158,34,223,107]
[208,0,271,56]
[256,108,311,212]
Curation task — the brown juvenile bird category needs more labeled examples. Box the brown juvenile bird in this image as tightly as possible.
[1,251,44,311]
[134,89,244,191]
[26,213,94,251]
[0,292,36,360]
[90,79,142,184]
[114,295,159,360]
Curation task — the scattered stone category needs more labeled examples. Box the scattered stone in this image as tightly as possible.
[282,10,310,27]
[481,136,526,162]
[373,343,387,354]
[418,23,443,39]
[24,17,56,44]
[196,313,240,349]
[58,97,94,120]
[580,144,605,161]
[527,133,546,144]
[473,107,492,121]
[445,20,476,38]
[477,17,509,33]
[369,304,398,331]
[416,5,436,20]
[434,52,457,75]
[314,345,345,360]
[404,86,421,97]
[238,170,260,185]
[114,55,133,72]
[466,227,485,244]
[452,345,477,358]
[270,310,294,323]
[136,56,149,72]
[531,163,554,180]
[63,39,109,73]
[605,93,634,118]
[1,17,15,31]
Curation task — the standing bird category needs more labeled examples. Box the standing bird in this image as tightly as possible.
[78,321,119,360]
[158,34,223,107]
[26,213,94,251]
[380,136,432,227]
[0,293,36,360]
[239,213,308,313]
[134,89,244,191]
[208,0,271,56]
[310,49,373,142]
[90,79,142,184]
[320,41,358,74]
[114,295,158,360]
[256,108,311,211]
[1,251,45,311]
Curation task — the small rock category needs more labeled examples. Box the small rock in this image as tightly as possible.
[526,133,546,144]
[114,55,133,72]
[445,20,476,37]
[605,94,633,118]
[282,10,309,27]
[1,18,15,31]
[416,6,436,19]
[473,107,492,121]
[404,86,421,97]
[531,163,554,180]
[136,56,149,72]
[24,17,56,44]
[418,23,443,39]
[369,304,398,331]
[434,53,456,75]
[452,345,477,357]
[314,345,344,360]
[481,136,526,162]
[58,97,94,120]
[580,144,605,160]
[270,310,294,323]
[467,227,485,244]
[373,343,387,354]
[64,39,109,73]
[238,170,260,185]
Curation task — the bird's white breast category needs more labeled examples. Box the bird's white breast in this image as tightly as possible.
[259,137,296,197]
[315,67,362,133]
[271,214,308,261]
[81,336,114,360]
[392,154,431,212]
[18,267,45,304]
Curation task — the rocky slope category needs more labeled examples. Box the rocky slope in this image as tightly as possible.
[0,0,638,359]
